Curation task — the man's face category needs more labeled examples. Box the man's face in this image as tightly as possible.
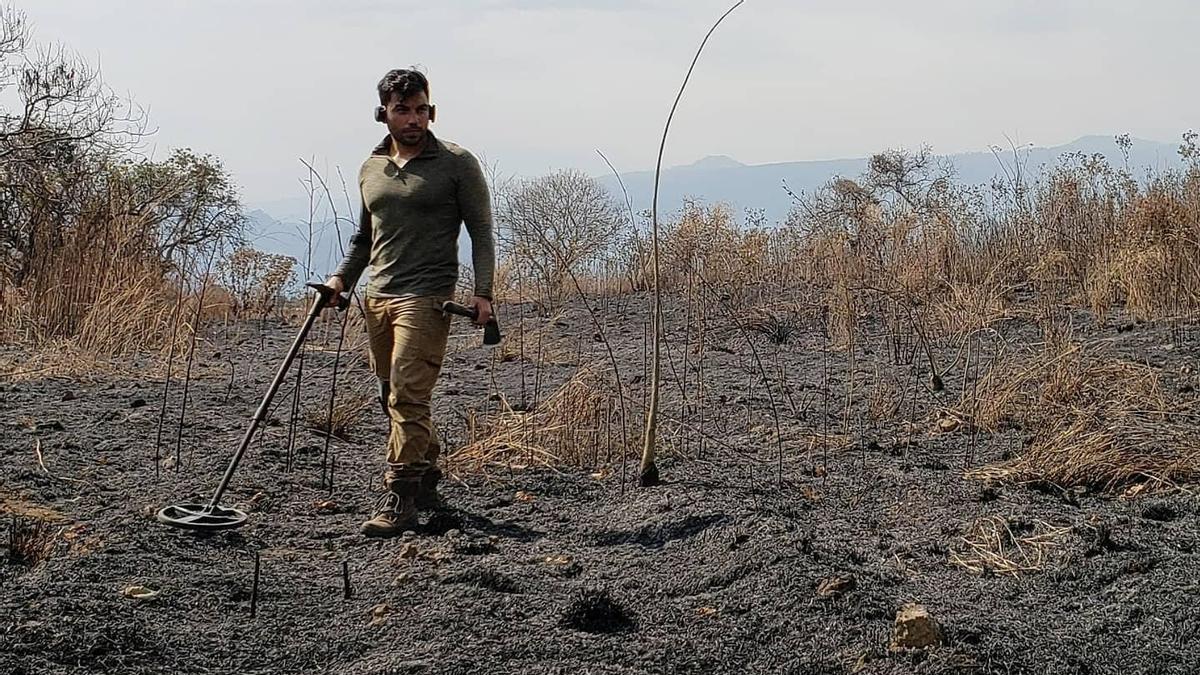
[383,91,432,147]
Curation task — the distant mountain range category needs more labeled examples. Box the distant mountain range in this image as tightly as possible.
[246,135,1184,277]
[596,134,1182,225]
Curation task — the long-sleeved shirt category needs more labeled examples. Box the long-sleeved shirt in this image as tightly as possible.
[333,131,496,299]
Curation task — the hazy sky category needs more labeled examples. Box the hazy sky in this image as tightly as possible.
[21,0,1200,205]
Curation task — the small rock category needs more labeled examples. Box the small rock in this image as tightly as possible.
[937,417,959,432]
[368,602,392,626]
[444,529,462,539]
[313,499,338,514]
[36,420,64,432]
[696,606,718,617]
[890,604,942,651]
[130,398,146,409]
[816,575,857,599]
[61,391,77,402]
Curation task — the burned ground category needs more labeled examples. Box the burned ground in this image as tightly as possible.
[3,294,1199,674]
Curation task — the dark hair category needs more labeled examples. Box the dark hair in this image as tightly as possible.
[377,68,430,105]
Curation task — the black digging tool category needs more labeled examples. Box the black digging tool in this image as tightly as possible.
[157,282,349,531]
[442,301,502,345]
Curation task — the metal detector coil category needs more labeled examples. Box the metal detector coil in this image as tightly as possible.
[156,503,248,530]
[157,282,348,532]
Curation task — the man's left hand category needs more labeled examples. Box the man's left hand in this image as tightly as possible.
[469,296,493,327]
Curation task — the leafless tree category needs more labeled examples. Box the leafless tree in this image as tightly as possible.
[496,169,626,304]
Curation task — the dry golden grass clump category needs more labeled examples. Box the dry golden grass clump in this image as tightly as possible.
[967,342,1199,491]
[449,365,633,475]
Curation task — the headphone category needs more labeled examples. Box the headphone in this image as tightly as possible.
[375,104,436,123]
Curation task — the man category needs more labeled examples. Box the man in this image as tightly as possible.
[325,68,495,537]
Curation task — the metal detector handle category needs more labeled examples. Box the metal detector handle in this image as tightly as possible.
[441,301,502,346]
[306,282,350,311]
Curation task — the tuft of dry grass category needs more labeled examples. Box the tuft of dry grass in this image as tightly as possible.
[740,307,802,345]
[966,342,1200,491]
[304,392,372,441]
[6,516,59,567]
[949,516,1070,576]
[449,365,634,475]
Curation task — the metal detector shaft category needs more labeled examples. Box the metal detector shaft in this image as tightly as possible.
[205,283,346,509]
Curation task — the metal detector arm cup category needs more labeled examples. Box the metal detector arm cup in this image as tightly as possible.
[441,301,502,346]
[305,282,350,311]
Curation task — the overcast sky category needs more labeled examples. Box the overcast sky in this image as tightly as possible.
[21,0,1200,205]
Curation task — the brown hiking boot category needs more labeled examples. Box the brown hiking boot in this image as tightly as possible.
[416,467,442,510]
[361,475,418,538]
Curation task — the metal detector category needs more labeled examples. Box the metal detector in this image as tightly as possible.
[157,282,349,531]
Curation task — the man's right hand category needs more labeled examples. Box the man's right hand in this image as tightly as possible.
[321,276,346,312]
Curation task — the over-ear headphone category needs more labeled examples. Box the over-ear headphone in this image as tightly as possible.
[374,104,436,123]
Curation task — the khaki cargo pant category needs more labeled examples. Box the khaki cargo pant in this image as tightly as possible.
[363,296,450,475]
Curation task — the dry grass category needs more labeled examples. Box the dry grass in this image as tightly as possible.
[6,516,59,567]
[740,307,803,345]
[867,367,903,421]
[449,364,634,476]
[966,342,1200,491]
[304,392,372,441]
[949,516,1070,576]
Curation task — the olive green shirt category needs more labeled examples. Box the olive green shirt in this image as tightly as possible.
[334,131,495,300]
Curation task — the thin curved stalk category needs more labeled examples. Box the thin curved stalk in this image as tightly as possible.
[642,0,745,487]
